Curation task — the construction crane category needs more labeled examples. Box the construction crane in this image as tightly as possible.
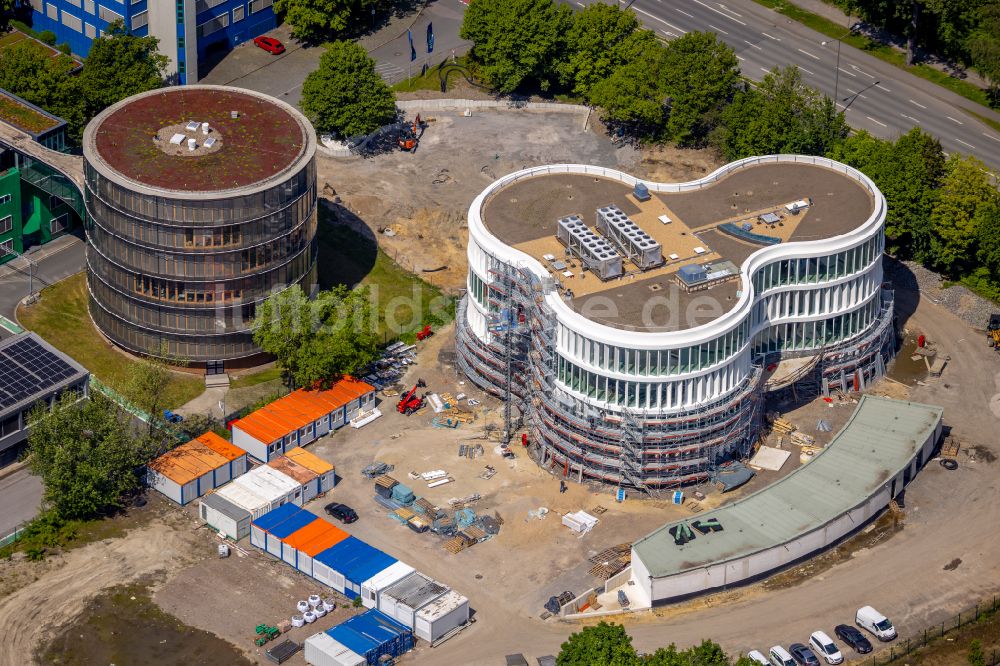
[396,386,424,415]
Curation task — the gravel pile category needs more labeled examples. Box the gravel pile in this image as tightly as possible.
[885,259,998,330]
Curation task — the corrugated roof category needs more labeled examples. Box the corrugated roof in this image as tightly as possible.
[313,536,366,571]
[252,503,302,532]
[147,438,230,485]
[196,431,245,461]
[297,523,350,556]
[218,465,301,512]
[285,447,334,475]
[328,610,409,656]
[633,396,943,579]
[382,571,448,608]
[232,377,375,445]
[344,550,397,585]
[199,492,251,522]
[269,509,318,539]
[215,480,270,513]
[268,455,318,485]
[280,518,326,550]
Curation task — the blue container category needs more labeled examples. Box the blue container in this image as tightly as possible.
[343,550,397,594]
[327,609,414,665]
[268,510,316,540]
[252,503,301,532]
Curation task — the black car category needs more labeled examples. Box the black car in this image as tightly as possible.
[835,624,874,654]
[789,643,821,666]
[324,502,358,523]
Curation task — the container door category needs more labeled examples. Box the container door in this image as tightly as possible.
[415,616,432,642]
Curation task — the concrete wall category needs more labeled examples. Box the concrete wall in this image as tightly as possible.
[147,0,179,81]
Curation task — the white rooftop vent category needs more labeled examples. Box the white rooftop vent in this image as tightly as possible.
[204,137,217,148]
[187,138,197,151]
[186,120,200,132]
[230,110,239,119]
[169,133,186,145]
[201,122,210,135]
[694,246,706,254]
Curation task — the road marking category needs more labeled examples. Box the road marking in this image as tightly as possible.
[838,67,857,78]
[866,116,887,127]
[717,3,742,17]
[851,64,876,79]
[743,39,762,51]
[691,0,747,25]
[760,67,771,74]
[956,138,976,149]
[675,7,694,17]
[909,99,927,109]
[875,83,891,92]
[576,1,584,6]
[736,55,745,61]
[797,48,821,60]
[708,24,730,35]
[985,133,1000,143]
[634,7,688,34]
[845,88,867,100]
[761,32,780,41]
[901,113,920,124]
[946,116,963,125]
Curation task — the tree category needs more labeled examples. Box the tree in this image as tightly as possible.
[301,41,396,138]
[121,354,179,439]
[644,640,753,665]
[274,0,372,42]
[588,44,669,133]
[77,20,166,117]
[929,154,999,274]
[975,198,1000,285]
[28,392,152,520]
[967,2,1000,91]
[557,622,639,666]
[0,41,86,142]
[715,66,848,161]
[460,0,572,93]
[968,638,985,666]
[557,4,646,97]
[660,32,740,146]
[253,284,381,389]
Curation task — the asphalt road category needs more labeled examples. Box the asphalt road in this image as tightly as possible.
[566,0,1000,172]
[0,469,43,538]
[0,234,86,322]
[368,0,473,85]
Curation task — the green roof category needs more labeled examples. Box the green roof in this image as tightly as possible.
[633,396,943,579]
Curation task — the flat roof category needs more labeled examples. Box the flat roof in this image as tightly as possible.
[147,438,231,486]
[481,162,874,332]
[0,88,66,137]
[88,86,309,193]
[0,332,88,417]
[632,396,943,579]
[199,492,251,521]
[285,446,335,475]
[267,454,318,485]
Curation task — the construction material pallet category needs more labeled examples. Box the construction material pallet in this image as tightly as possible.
[587,543,631,564]
[443,534,476,554]
[588,558,629,580]
[941,436,960,458]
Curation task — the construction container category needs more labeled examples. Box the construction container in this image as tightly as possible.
[285,447,336,495]
[198,492,252,540]
[378,572,449,629]
[268,455,321,502]
[311,539,396,598]
[413,590,470,643]
[146,432,248,505]
[304,632,365,666]
[215,465,304,520]
[360,561,415,609]
[250,504,314,555]
[280,518,346,571]
[295,523,351,577]
[391,483,415,505]
[311,537,366,592]
[232,377,376,462]
[342,550,398,600]
[326,610,414,665]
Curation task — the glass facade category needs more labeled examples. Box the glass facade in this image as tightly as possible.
[83,157,317,362]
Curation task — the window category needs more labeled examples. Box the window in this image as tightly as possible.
[97,5,122,22]
[0,414,19,438]
[0,215,10,234]
[249,0,272,12]
[84,0,94,13]
[29,0,42,11]
[50,214,68,235]
[0,194,10,206]
[177,37,184,48]
[46,4,59,20]
[197,13,229,37]
[130,9,147,29]
[85,22,96,37]
[195,0,227,11]
[65,0,82,7]
[0,239,12,256]
[62,11,83,31]
[232,4,244,21]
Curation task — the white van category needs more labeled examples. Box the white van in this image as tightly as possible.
[768,645,796,666]
[856,606,897,641]
[809,631,844,664]
[747,650,769,665]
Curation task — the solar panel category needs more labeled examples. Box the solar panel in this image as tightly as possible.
[0,336,80,410]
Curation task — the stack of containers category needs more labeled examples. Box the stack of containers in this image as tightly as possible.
[359,561,415,609]
[304,609,414,666]
[281,519,349,573]
[250,504,315,556]
[285,447,336,495]
[312,538,397,599]
[294,523,351,577]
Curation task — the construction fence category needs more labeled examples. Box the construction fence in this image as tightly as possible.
[869,594,1000,665]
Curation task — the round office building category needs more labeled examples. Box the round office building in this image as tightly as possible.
[456,156,896,489]
[82,85,318,366]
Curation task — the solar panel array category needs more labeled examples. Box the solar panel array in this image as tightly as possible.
[0,336,79,410]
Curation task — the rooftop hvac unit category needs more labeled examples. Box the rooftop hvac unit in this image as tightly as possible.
[595,204,663,270]
[633,182,651,202]
[556,215,623,280]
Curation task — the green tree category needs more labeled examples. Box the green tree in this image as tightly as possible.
[557,4,648,97]
[301,41,396,138]
[253,284,318,386]
[967,2,1000,90]
[28,392,152,520]
[644,640,751,665]
[78,20,166,117]
[929,154,999,274]
[460,0,572,93]
[557,622,639,666]
[588,44,669,132]
[0,41,86,142]
[121,354,179,438]
[968,638,985,666]
[716,66,848,160]
[661,31,740,146]
[975,198,1000,287]
[274,0,372,42]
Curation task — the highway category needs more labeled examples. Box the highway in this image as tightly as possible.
[563,0,1000,172]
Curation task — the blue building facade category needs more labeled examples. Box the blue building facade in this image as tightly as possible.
[24,0,276,84]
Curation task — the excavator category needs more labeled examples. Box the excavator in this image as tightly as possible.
[398,115,426,152]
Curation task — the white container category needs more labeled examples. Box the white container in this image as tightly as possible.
[313,604,327,618]
[296,600,309,613]
[304,632,366,666]
[414,590,470,643]
[303,610,316,623]
[308,594,321,608]
[291,615,304,628]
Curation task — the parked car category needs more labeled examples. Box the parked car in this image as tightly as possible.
[768,646,796,666]
[324,502,358,523]
[253,36,285,55]
[834,624,873,654]
[808,631,843,664]
[856,606,897,641]
[747,650,770,665]
[789,643,821,666]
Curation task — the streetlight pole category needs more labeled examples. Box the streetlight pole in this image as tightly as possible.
[822,18,855,110]
[1,246,37,301]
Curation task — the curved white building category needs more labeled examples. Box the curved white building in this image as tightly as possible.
[455,155,895,489]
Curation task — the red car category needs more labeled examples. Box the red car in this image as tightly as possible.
[253,36,285,55]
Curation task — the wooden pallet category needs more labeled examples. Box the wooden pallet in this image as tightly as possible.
[790,432,816,447]
[493,510,504,526]
[941,436,960,458]
[588,557,629,580]
[771,417,796,434]
[375,475,398,490]
[443,535,476,554]
[588,544,632,564]
[465,525,486,541]
[394,507,416,521]
[414,498,437,514]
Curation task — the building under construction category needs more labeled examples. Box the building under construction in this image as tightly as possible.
[456,156,896,490]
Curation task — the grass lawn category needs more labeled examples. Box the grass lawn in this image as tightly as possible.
[16,273,204,409]
[317,209,455,343]
[391,56,472,93]
[229,366,283,389]
[750,0,1000,128]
